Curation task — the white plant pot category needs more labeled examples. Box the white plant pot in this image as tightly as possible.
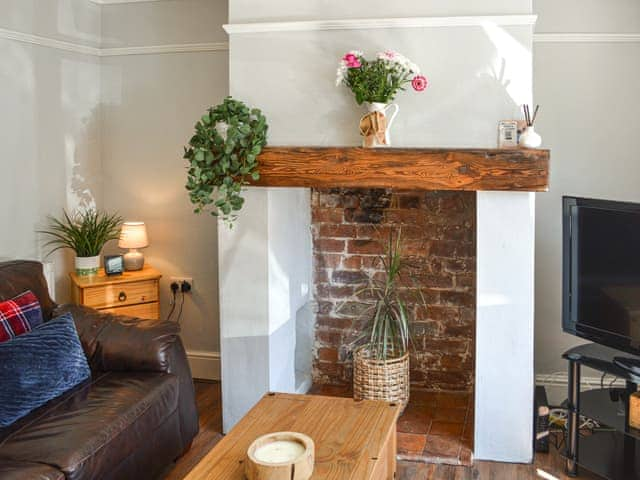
[75,255,100,276]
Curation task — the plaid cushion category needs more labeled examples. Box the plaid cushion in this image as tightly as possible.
[0,291,43,343]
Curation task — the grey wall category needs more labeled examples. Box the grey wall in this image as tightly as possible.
[0,0,227,379]
[0,0,102,301]
[0,0,101,46]
[535,0,640,33]
[4,0,636,396]
[533,1,640,386]
[100,0,228,378]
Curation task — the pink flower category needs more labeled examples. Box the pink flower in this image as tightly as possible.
[411,75,428,92]
[342,53,361,68]
[379,50,397,61]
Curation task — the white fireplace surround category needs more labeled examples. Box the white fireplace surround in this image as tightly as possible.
[220,189,535,462]
[220,2,537,463]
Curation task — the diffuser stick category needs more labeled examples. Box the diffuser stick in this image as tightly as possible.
[532,105,540,125]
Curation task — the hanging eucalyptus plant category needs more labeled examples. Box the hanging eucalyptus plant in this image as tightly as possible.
[184,97,268,226]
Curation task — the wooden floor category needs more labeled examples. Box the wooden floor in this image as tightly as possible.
[164,381,601,480]
[309,384,473,466]
[162,381,223,480]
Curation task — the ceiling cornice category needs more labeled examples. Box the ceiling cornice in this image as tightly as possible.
[534,33,640,43]
[88,0,169,5]
[0,27,100,55]
[223,15,538,34]
[0,27,228,56]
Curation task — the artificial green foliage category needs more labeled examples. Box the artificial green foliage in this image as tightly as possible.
[350,231,425,360]
[184,97,268,226]
[41,210,123,257]
[345,59,414,105]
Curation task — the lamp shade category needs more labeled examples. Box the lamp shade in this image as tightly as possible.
[118,222,149,249]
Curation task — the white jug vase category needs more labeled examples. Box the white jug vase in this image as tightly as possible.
[362,102,400,148]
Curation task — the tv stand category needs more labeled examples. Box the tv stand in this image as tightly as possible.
[614,356,640,376]
[563,343,640,479]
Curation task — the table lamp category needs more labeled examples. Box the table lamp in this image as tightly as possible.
[118,222,149,271]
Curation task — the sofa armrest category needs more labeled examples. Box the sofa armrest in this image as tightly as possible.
[0,459,64,480]
[53,304,199,447]
[54,304,179,373]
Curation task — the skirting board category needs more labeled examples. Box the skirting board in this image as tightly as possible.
[187,350,221,381]
[295,375,312,395]
[191,363,627,396]
[536,372,625,406]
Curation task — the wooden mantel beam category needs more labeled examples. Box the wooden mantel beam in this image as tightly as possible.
[253,146,550,192]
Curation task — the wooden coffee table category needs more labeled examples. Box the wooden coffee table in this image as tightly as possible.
[184,392,401,480]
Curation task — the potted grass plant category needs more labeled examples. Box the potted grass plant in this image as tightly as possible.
[351,231,422,410]
[41,210,123,276]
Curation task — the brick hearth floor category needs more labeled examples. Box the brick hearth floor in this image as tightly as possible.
[309,385,473,467]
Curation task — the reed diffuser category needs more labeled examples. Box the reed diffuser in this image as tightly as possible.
[520,104,542,148]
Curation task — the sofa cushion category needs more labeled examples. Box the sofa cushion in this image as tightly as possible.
[0,459,64,480]
[0,290,43,343]
[0,371,179,480]
[0,313,90,427]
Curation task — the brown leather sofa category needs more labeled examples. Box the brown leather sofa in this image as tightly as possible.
[0,260,199,480]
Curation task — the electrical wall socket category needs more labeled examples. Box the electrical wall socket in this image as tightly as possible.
[170,277,193,289]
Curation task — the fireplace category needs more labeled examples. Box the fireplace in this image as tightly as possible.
[218,146,548,464]
[222,0,543,463]
[311,188,476,394]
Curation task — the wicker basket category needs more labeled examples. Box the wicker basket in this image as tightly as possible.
[353,346,410,410]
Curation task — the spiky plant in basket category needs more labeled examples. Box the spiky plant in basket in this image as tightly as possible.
[355,230,422,359]
[348,230,425,408]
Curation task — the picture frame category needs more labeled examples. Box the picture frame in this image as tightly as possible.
[104,255,124,276]
[498,120,518,148]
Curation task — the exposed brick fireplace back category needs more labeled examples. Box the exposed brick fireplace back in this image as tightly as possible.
[311,189,476,392]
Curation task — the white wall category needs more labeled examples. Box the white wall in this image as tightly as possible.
[533,1,640,388]
[226,23,533,149]
[476,192,535,462]
[0,0,102,301]
[218,186,312,431]
[223,0,537,461]
[100,0,228,378]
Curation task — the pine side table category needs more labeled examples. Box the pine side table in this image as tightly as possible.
[69,265,162,320]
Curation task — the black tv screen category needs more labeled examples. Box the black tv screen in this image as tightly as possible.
[563,196,640,355]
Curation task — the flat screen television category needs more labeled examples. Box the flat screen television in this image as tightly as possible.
[563,196,640,356]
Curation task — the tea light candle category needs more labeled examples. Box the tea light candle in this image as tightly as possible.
[254,440,305,464]
[246,432,314,480]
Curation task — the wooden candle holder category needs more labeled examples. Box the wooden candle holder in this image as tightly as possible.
[245,432,314,480]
